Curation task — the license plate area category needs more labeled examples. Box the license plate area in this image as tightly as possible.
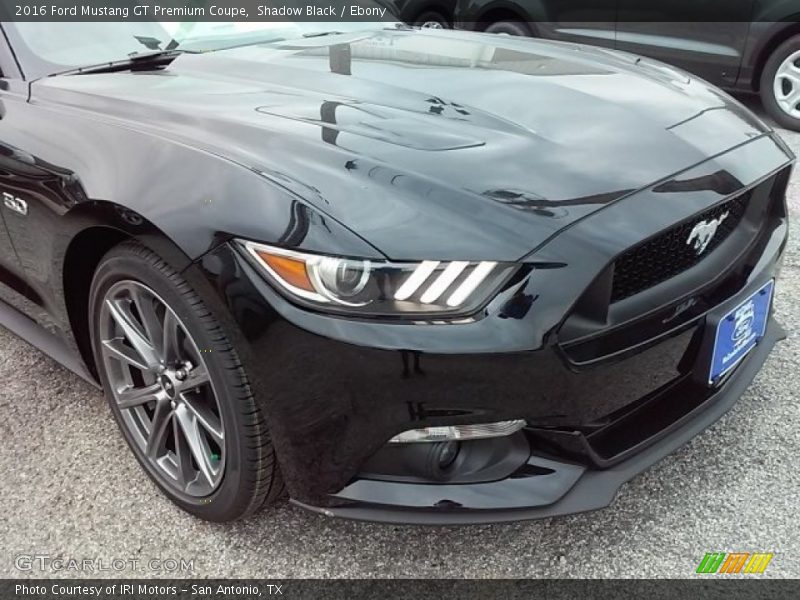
[708,280,774,385]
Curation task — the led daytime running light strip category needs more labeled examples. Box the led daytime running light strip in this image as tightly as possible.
[394,260,497,307]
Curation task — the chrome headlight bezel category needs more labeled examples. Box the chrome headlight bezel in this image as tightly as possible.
[239,240,518,318]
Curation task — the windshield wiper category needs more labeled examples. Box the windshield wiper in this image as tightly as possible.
[59,49,191,76]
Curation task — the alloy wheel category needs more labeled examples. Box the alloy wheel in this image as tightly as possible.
[98,280,225,497]
[773,49,800,119]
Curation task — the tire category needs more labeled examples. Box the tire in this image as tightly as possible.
[89,241,284,521]
[484,21,533,37]
[413,11,450,29]
[760,35,800,131]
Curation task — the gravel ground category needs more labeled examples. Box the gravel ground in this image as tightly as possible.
[1,96,799,580]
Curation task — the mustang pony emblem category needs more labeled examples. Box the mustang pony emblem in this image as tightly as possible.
[686,211,729,255]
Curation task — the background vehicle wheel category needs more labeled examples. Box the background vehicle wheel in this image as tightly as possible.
[413,11,450,29]
[89,241,284,521]
[761,35,800,131]
[484,21,533,37]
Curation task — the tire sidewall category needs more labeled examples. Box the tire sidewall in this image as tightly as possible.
[89,247,254,521]
[761,36,800,131]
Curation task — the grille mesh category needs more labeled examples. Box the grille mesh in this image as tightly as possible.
[610,191,750,302]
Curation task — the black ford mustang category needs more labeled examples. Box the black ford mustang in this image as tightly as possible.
[0,20,792,524]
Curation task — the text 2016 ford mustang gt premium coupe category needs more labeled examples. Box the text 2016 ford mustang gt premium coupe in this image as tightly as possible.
[0,20,792,523]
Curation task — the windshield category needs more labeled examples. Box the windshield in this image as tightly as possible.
[7,11,398,78]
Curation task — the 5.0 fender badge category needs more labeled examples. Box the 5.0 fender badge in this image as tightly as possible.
[2,191,28,216]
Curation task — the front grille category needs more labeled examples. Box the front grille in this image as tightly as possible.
[610,191,750,302]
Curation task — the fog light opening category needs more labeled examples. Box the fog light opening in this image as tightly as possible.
[388,419,526,443]
[425,441,462,480]
[437,441,460,469]
[360,422,531,484]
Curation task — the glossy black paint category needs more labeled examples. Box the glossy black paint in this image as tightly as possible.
[454,0,800,93]
[192,140,790,508]
[295,317,787,523]
[0,24,793,520]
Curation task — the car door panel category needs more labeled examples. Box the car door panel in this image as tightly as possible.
[520,0,617,48]
[0,80,38,316]
[615,1,753,87]
[0,83,82,336]
[0,198,29,310]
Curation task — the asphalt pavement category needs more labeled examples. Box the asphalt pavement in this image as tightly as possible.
[1,95,799,579]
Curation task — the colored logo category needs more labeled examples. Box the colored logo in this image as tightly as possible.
[696,552,774,574]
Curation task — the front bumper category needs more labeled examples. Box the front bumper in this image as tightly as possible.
[192,135,792,524]
[294,317,784,524]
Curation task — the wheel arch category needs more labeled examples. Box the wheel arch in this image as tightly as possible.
[61,201,198,379]
[751,19,800,92]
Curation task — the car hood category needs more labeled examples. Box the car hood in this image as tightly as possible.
[34,28,771,261]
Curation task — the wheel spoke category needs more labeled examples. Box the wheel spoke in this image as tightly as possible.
[779,87,800,110]
[102,337,151,372]
[117,382,161,410]
[130,286,163,357]
[106,298,158,369]
[172,416,195,488]
[182,363,210,392]
[180,392,224,444]
[174,405,216,486]
[101,280,226,497]
[145,400,172,458]
[162,311,182,364]
[778,59,800,79]
[777,71,800,87]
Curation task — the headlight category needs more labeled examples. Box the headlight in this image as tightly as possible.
[240,241,516,316]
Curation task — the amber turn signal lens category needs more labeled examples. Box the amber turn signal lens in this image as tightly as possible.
[255,251,314,292]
